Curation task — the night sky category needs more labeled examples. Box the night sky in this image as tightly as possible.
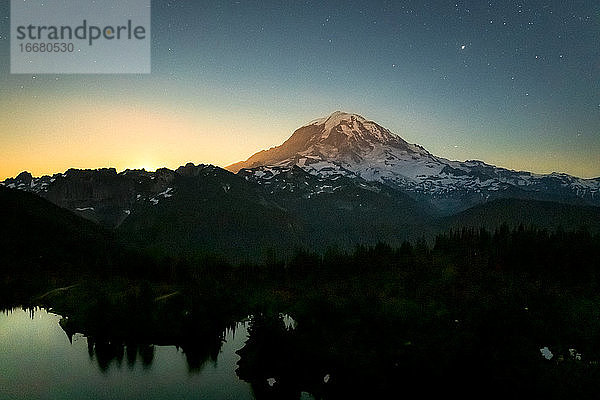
[0,0,598,179]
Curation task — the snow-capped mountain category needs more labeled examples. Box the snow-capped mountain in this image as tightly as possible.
[228,111,600,214]
[2,137,599,261]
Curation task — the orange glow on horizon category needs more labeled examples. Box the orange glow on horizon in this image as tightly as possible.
[0,99,284,180]
[1,98,598,180]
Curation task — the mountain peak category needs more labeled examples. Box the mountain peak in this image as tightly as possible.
[304,110,407,147]
[226,111,429,173]
[307,111,367,130]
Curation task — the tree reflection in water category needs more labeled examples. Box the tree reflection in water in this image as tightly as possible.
[62,319,239,374]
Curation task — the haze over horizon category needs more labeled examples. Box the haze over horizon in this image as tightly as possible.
[1,1,599,180]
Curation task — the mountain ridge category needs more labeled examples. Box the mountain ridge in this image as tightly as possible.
[227,111,600,214]
[2,162,599,262]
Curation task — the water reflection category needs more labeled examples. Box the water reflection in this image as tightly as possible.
[0,307,256,400]
[8,306,320,399]
[68,316,246,375]
[4,304,379,399]
[2,304,406,399]
[85,338,156,372]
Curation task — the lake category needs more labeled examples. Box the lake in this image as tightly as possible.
[0,308,312,400]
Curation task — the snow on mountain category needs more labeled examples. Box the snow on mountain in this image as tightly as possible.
[227,111,600,213]
[0,163,256,228]
[238,164,382,199]
[2,112,599,220]
[0,167,179,227]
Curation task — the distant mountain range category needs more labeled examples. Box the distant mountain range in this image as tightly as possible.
[2,111,599,261]
[228,111,600,214]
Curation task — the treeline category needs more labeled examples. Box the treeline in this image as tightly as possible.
[3,220,600,301]
[248,224,600,288]
[434,225,600,278]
